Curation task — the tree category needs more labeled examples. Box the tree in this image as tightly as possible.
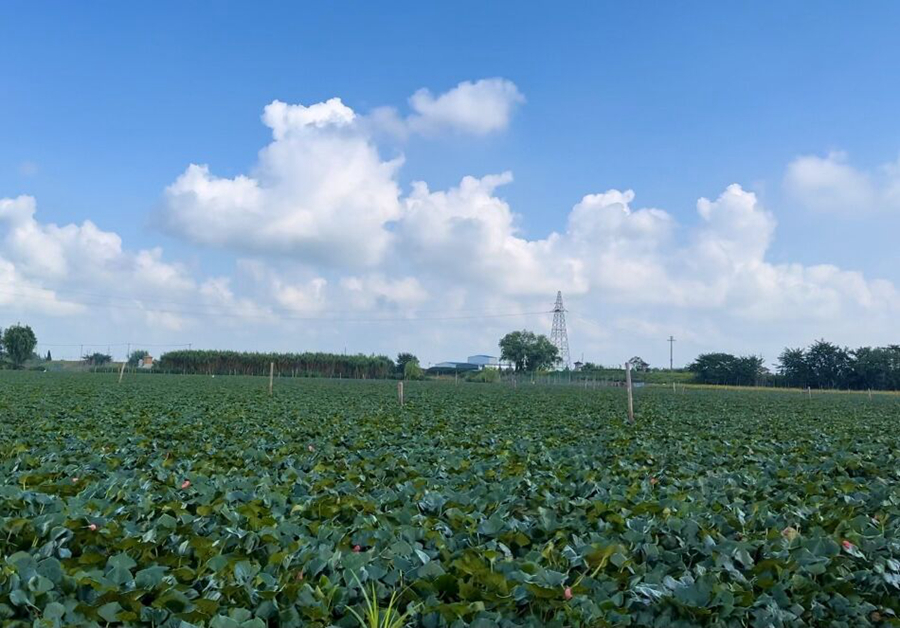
[2,324,37,368]
[46,350,52,361]
[734,355,766,386]
[805,339,851,389]
[499,330,560,372]
[777,347,809,388]
[403,359,423,380]
[127,350,150,367]
[396,352,418,375]
[689,352,763,386]
[628,356,650,371]
[83,352,112,366]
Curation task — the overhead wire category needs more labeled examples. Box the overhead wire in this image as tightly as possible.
[0,286,552,323]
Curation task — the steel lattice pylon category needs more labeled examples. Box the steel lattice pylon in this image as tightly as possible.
[550,291,571,369]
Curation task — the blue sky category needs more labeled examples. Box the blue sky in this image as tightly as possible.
[2,3,899,366]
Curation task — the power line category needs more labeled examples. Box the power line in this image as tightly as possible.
[6,284,540,317]
[0,287,551,323]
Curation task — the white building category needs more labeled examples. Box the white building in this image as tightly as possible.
[467,355,500,369]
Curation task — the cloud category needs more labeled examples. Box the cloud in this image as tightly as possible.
[407,78,525,136]
[154,99,900,363]
[564,190,674,303]
[0,256,80,316]
[6,87,900,366]
[162,81,524,267]
[0,195,196,321]
[339,275,428,310]
[399,172,580,297]
[163,99,403,267]
[362,78,525,140]
[694,183,776,268]
[263,98,356,137]
[784,151,900,215]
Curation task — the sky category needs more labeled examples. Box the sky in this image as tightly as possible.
[2,2,900,368]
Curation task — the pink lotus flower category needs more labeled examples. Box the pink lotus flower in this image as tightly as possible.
[181,480,191,489]
[88,523,98,531]
[564,587,573,600]
[842,539,854,550]
[650,477,658,486]
[353,545,361,553]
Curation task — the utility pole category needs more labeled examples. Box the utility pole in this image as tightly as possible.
[668,336,676,370]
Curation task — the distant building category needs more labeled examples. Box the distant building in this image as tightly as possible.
[139,355,154,369]
[467,355,500,369]
[573,361,583,371]
[426,361,480,375]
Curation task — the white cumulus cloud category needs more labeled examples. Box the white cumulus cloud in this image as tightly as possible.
[784,150,900,215]
[5,86,900,366]
[407,78,525,136]
[163,99,403,267]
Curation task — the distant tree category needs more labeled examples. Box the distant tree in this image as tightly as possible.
[628,356,650,371]
[396,352,418,375]
[499,330,560,372]
[403,359,424,380]
[500,331,530,372]
[528,336,560,372]
[127,350,150,367]
[2,324,37,368]
[689,352,763,386]
[734,355,766,386]
[46,350,52,361]
[777,347,809,388]
[83,352,112,366]
[805,339,852,389]
[888,345,900,390]
[689,353,733,385]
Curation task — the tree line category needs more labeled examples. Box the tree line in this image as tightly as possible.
[778,340,900,390]
[155,350,396,379]
[689,340,900,390]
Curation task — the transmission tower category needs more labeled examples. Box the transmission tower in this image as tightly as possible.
[550,291,571,369]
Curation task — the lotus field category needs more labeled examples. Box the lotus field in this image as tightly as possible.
[1,372,898,627]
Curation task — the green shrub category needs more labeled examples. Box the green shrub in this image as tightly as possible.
[466,368,500,383]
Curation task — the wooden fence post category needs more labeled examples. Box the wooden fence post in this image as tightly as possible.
[398,381,404,407]
[118,360,126,384]
[626,362,635,424]
[269,362,274,396]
